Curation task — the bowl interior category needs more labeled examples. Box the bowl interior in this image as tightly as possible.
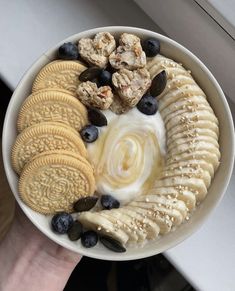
[2,26,234,261]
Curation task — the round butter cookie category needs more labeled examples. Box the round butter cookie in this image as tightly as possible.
[17,90,88,132]
[32,60,87,95]
[19,150,95,214]
[29,150,92,168]
[32,87,75,97]
[12,122,87,175]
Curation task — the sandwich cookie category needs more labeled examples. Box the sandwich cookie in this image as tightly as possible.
[12,122,87,174]
[19,150,95,214]
[17,90,88,132]
[32,60,87,94]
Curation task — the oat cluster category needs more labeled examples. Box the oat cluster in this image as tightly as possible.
[76,32,151,111]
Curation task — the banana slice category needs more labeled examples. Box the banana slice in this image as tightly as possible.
[166,110,218,132]
[168,128,218,144]
[160,166,211,188]
[78,211,129,245]
[164,159,215,178]
[129,201,183,226]
[125,205,172,234]
[168,141,221,161]
[167,136,219,152]
[167,120,219,139]
[167,151,220,171]
[101,208,153,243]
[134,195,188,219]
[159,85,205,111]
[161,96,212,121]
[115,207,160,241]
[149,186,196,210]
[164,103,213,125]
[150,67,190,81]
[159,76,196,100]
[154,176,207,201]
[98,211,141,243]
[147,54,184,74]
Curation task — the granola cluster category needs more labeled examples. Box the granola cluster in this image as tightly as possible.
[77,81,113,110]
[112,68,151,107]
[76,32,151,112]
[109,33,146,70]
[78,32,116,68]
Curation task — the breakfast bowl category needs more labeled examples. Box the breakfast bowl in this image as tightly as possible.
[2,26,234,260]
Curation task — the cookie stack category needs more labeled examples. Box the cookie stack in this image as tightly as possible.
[12,76,96,214]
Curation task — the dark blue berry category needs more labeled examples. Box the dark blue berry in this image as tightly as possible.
[81,231,98,248]
[137,94,158,115]
[88,107,107,127]
[101,195,120,210]
[58,42,79,60]
[80,125,98,143]
[51,212,73,234]
[142,38,160,57]
[98,70,112,86]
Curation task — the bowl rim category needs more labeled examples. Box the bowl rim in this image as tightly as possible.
[2,26,235,261]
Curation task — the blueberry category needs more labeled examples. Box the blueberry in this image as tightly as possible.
[98,70,112,86]
[88,107,107,127]
[101,195,120,210]
[142,38,160,57]
[58,42,79,60]
[67,220,83,241]
[80,125,98,143]
[51,212,73,234]
[81,231,98,248]
[137,94,158,115]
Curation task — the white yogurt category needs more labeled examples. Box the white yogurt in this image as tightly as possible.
[87,108,166,205]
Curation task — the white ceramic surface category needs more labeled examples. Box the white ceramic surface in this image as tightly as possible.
[2,26,234,261]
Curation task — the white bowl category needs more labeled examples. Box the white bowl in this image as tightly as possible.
[2,26,234,261]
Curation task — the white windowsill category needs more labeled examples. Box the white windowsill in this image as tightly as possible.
[195,0,235,39]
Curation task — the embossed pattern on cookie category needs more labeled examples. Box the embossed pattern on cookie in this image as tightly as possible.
[32,60,87,94]
[17,90,88,132]
[29,150,91,168]
[19,151,95,214]
[12,122,87,175]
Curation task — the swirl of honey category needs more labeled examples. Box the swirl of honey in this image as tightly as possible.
[87,109,165,204]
